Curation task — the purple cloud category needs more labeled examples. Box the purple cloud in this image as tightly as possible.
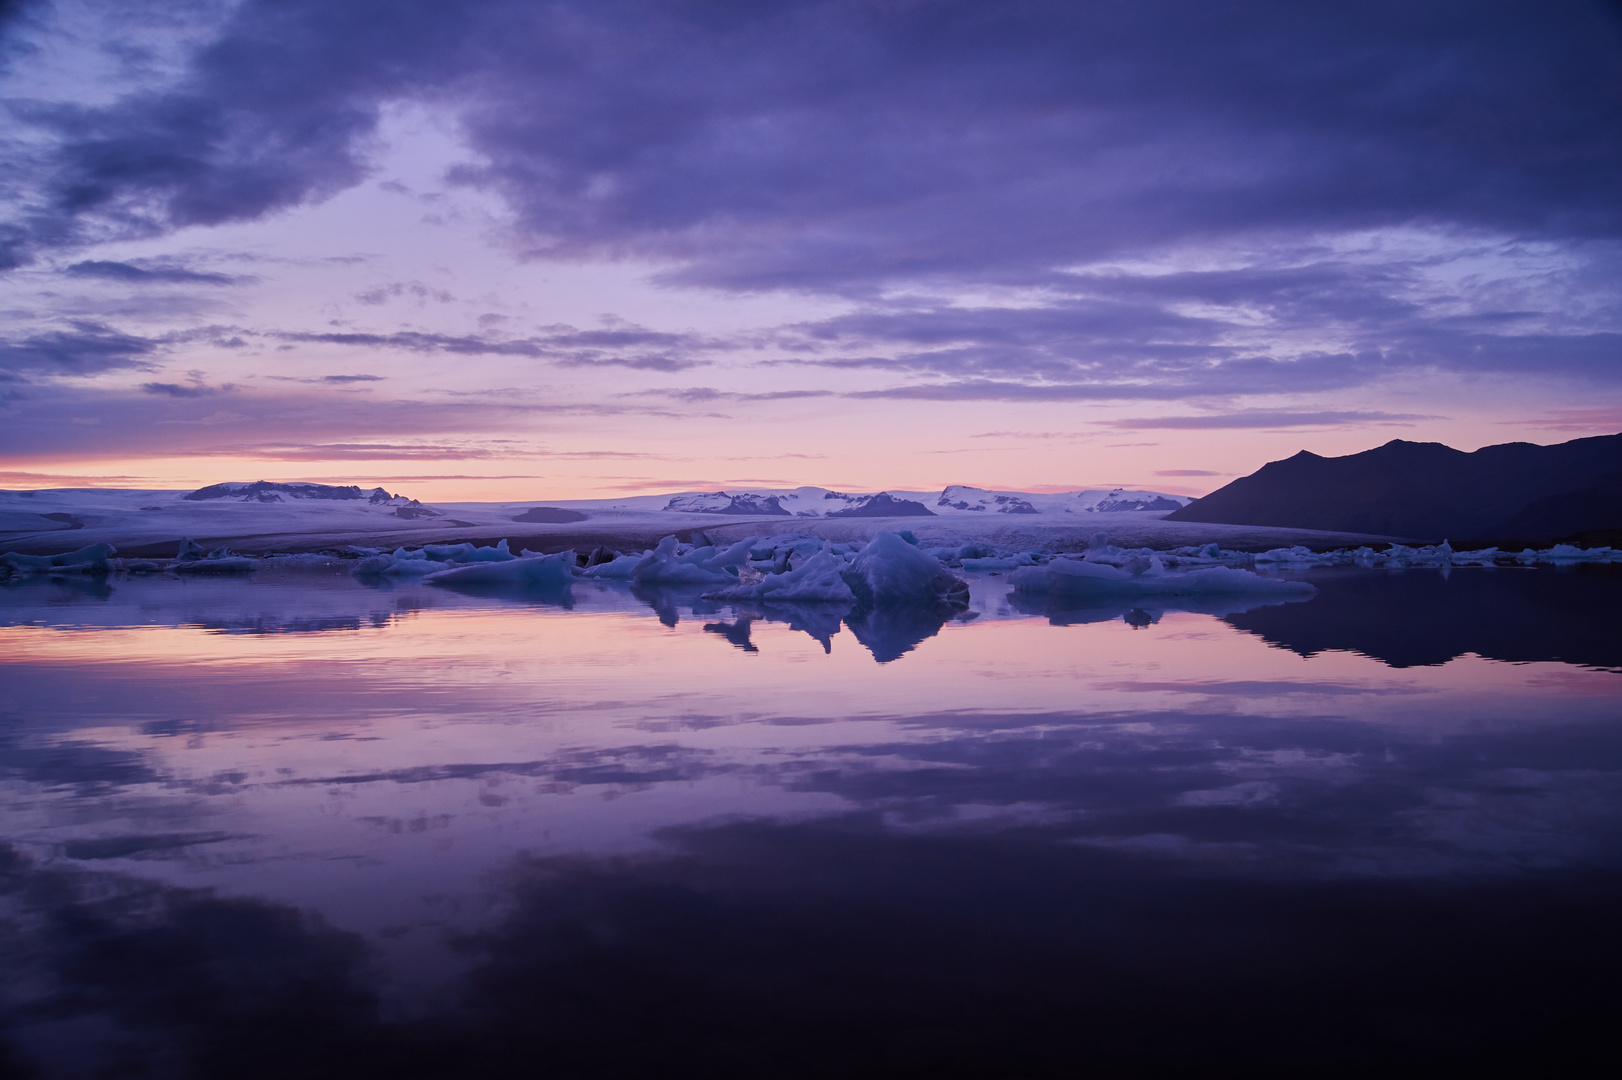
[1099,410,1440,430]
[0,321,160,376]
[0,0,1617,434]
[64,260,244,285]
[2,1,1617,280]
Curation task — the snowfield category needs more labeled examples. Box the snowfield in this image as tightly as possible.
[5,483,1618,597]
[0,481,1407,558]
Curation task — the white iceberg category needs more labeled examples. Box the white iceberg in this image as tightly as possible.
[705,544,857,603]
[621,535,741,585]
[422,540,515,563]
[840,531,968,607]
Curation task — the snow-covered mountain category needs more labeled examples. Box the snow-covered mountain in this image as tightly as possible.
[0,480,1197,554]
[931,485,1189,515]
[184,481,423,507]
[661,492,795,516]
[181,481,442,518]
[657,485,1192,517]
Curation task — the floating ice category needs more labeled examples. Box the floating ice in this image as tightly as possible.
[422,541,513,563]
[1009,556,1317,598]
[261,554,348,570]
[453,539,517,563]
[172,555,259,574]
[623,535,741,585]
[1254,545,1334,565]
[425,550,577,587]
[706,544,856,603]
[582,553,644,578]
[1,542,117,573]
[840,531,968,607]
[1524,544,1620,563]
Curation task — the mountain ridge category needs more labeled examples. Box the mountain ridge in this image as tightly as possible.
[1167,433,1622,541]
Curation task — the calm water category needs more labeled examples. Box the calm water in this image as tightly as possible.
[2,565,1620,1078]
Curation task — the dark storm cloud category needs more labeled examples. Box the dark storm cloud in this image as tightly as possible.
[448,0,1622,290]
[3,0,1618,277]
[0,0,439,268]
[1,0,1619,400]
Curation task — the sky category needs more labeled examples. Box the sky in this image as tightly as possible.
[1,0,1620,502]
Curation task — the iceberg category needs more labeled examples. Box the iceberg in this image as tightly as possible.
[706,545,856,603]
[422,540,513,563]
[624,535,739,585]
[381,558,442,578]
[425,550,577,587]
[582,553,644,578]
[1527,544,1620,563]
[840,531,968,608]
[2,542,117,573]
[172,555,259,574]
[1254,545,1336,565]
[1009,556,1317,598]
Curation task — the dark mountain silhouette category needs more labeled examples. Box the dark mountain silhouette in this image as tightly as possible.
[1166,433,1622,541]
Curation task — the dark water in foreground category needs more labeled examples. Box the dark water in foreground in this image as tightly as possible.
[1,565,1619,1078]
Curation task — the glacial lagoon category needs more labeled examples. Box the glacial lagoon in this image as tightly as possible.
[2,562,1620,1077]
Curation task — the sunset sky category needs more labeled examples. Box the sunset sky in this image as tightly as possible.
[2,0,1619,502]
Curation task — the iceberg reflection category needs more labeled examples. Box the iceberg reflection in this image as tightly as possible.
[1,565,1619,1075]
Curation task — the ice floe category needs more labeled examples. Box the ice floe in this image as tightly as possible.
[424,550,577,587]
[1,542,117,573]
[706,544,856,603]
[7,524,1622,615]
[1009,556,1318,598]
[841,530,969,608]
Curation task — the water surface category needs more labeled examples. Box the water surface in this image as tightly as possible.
[2,565,1619,1077]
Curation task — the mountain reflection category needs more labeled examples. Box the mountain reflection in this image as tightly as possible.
[1228,565,1622,669]
[1006,588,1314,626]
[1,567,1619,1076]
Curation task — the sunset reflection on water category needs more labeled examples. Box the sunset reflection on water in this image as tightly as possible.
[2,566,1620,1077]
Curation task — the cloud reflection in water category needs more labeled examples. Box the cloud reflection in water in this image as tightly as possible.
[0,566,1619,1075]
